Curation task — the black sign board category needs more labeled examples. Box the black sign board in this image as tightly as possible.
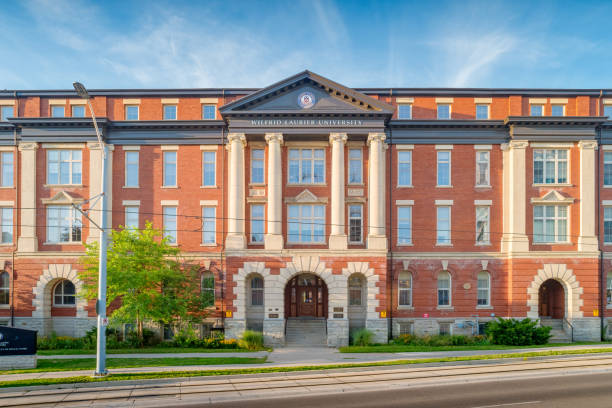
[0,326,37,356]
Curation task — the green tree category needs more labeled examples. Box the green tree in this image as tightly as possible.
[79,222,213,340]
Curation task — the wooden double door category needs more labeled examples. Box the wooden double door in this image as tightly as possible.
[539,279,565,319]
[285,274,328,318]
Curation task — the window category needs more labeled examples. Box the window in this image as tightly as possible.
[399,322,413,336]
[202,105,216,120]
[348,149,362,184]
[250,276,264,306]
[348,205,363,243]
[163,105,177,120]
[437,271,451,306]
[604,152,612,186]
[439,322,451,336]
[530,105,544,116]
[398,104,412,119]
[0,106,13,121]
[533,149,568,184]
[437,151,451,186]
[399,271,412,306]
[436,206,451,245]
[478,322,488,335]
[476,206,490,244]
[163,151,177,187]
[47,150,82,185]
[475,151,490,186]
[250,205,264,243]
[476,104,489,119]
[163,325,174,340]
[124,206,139,230]
[47,206,81,243]
[202,151,216,186]
[605,105,612,118]
[0,152,13,187]
[605,208,612,244]
[0,271,8,305]
[349,275,363,306]
[51,105,65,117]
[551,105,565,116]
[287,204,325,243]
[163,206,177,244]
[71,105,85,117]
[288,148,325,184]
[251,149,264,184]
[125,105,139,120]
[533,205,568,243]
[201,272,215,306]
[398,151,412,186]
[125,151,139,187]
[53,280,75,306]
[0,207,12,244]
[397,206,412,245]
[437,104,451,119]
[477,271,490,306]
[607,273,612,305]
[202,207,216,244]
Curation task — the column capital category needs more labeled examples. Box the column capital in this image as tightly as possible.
[265,133,283,144]
[508,140,529,149]
[329,133,348,145]
[227,133,246,145]
[86,142,115,151]
[367,132,386,145]
[578,140,598,150]
[18,142,38,151]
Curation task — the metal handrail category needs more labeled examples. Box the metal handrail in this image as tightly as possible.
[563,317,574,342]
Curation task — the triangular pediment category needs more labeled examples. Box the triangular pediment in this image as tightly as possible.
[284,189,328,204]
[220,70,394,115]
[41,191,84,205]
[530,190,574,204]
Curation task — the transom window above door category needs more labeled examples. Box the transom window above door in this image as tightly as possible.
[288,148,325,184]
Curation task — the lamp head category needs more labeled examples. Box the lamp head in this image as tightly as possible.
[73,82,89,99]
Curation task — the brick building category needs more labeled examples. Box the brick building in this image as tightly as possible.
[0,71,611,346]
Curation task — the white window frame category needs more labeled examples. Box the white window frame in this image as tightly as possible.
[0,106,13,121]
[250,276,264,306]
[475,150,490,187]
[530,104,544,116]
[202,206,216,245]
[71,105,86,117]
[287,204,325,243]
[0,271,8,305]
[348,204,363,244]
[477,271,491,307]
[163,206,178,244]
[397,104,412,119]
[436,205,451,245]
[53,280,76,306]
[437,151,451,187]
[604,152,612,186]
[607,273,612,305]
[533,149,568,185]
[47,205,82,243]
[397,206,412,245]
[124,151,139,187]
[202,104,216,120]
[251,148,265,184]
[288,148,325,184]
[398,271,412,307]
[475,104,489,120]
[0,207,12,244]
[163,104,177,120]
[163,151,177,187]
[348,148,363,185]
[250,204,265,244]
[51,105,65,118]
[47,149,82,185]
[0,151,13,187]
[605,207,612,244]
[437,104,451,120]
[202,151,216,187]
[348,274,363,306]
[397,150,412,187]
[475,205,490,245]
[125,105,139,120]
[437,271,451,307]
[124,206,139,231]
[533,205,569,244]
[201,272,215,304]
[550,104,565,116]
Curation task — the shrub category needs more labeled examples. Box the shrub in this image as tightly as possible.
[352,329,374,346]
[391,334,488,347]
[486,318,552,346]
[240,330,264,350]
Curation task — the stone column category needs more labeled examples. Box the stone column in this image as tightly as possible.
[367,133,387,250]
[264,133,283,250]
[18,142,38,252]
[86,142,113,243]
[329,133,348,250]
[501,140,529,252]
[578,140,598,251]
[226,133,246,249]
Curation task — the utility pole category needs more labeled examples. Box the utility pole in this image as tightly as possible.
[73,82,108,376]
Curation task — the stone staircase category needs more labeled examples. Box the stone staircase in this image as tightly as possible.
[540,318,571,343]
[285,318,327,347]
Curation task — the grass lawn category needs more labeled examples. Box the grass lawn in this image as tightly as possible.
[3,347,612,388]
[0,356,267,375]
[37,347,261,356]
[339,341,612,353]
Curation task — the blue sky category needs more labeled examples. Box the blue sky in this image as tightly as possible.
[1,0,611,89]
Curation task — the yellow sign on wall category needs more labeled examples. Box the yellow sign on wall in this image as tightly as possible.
[380,311,387,318]
[594,309,599,317]
[225,310,233,318]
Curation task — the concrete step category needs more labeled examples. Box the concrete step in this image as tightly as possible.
[540,319,563,330]
[285,319,327,346]
[549,328,571,343]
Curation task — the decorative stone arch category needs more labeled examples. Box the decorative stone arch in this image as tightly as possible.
[343,262,379,320]
[279,256,334,317]
[233,262,271,320]
[526,264,583,319]
[32,264,88,319]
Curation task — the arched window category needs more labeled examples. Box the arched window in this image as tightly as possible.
[0,271,9,305]
[477,271,490,306]
[348,275,363,306]
[399,271,412,306]
[201,271,215,307]
[437,271,451,306]
[53,280,76,306]
[607,273,612,306]
[250,276,264,306]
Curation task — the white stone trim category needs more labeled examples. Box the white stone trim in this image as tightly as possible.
[42,143,86,149]
[122,145,140,151]
[474,144,492,150]
[603,200,612,206]
[0,146,15,152]
[529,98,547,104]
[69,99,87,105]
[474,98,492,104]
[396,97,414,103]
[474,200,492,205]
[435,200,454,205]
[435,97,454,104]
[550,98,569,104]
[161,200,178,206]
[161,98,179,104]
[435,144,453,150]
[602,145,612,151]
[530,190,574,204]
[48,99,66,105]
[343,262,380,320]
[284,141,329,147]
[161,145,179,151]
[122,200,140,206]
[603,99,612,105]
[32,264,87,319]
[200,98,219,104]
[530,142,574,148]
[396,200,414,205]
[200,200,218,206]
[396,144,414,150]
[123,99,141,105]
[526,264,583,319]
[0,100,16,106]
[200,145,219,151]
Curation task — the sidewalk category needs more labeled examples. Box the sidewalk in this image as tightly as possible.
[4,343,612,383]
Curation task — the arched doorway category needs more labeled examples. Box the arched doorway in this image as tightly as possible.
[284,274,328,318]
[539,279,565,319]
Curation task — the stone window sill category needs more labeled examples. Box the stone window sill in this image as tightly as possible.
[532,183,572,187]
[200,185,218,189]
[123,186,139,189]
[161,186,178,189]
[397,306,414,311]
[43,242,82,246]
[436,306,454,311]
[44,184,83,188]
[397,185,413,188]
[200,243,217,247]
[436,185,453,188]
[476,305,494,310]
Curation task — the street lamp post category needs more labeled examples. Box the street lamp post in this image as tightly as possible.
[73,82,108,376]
